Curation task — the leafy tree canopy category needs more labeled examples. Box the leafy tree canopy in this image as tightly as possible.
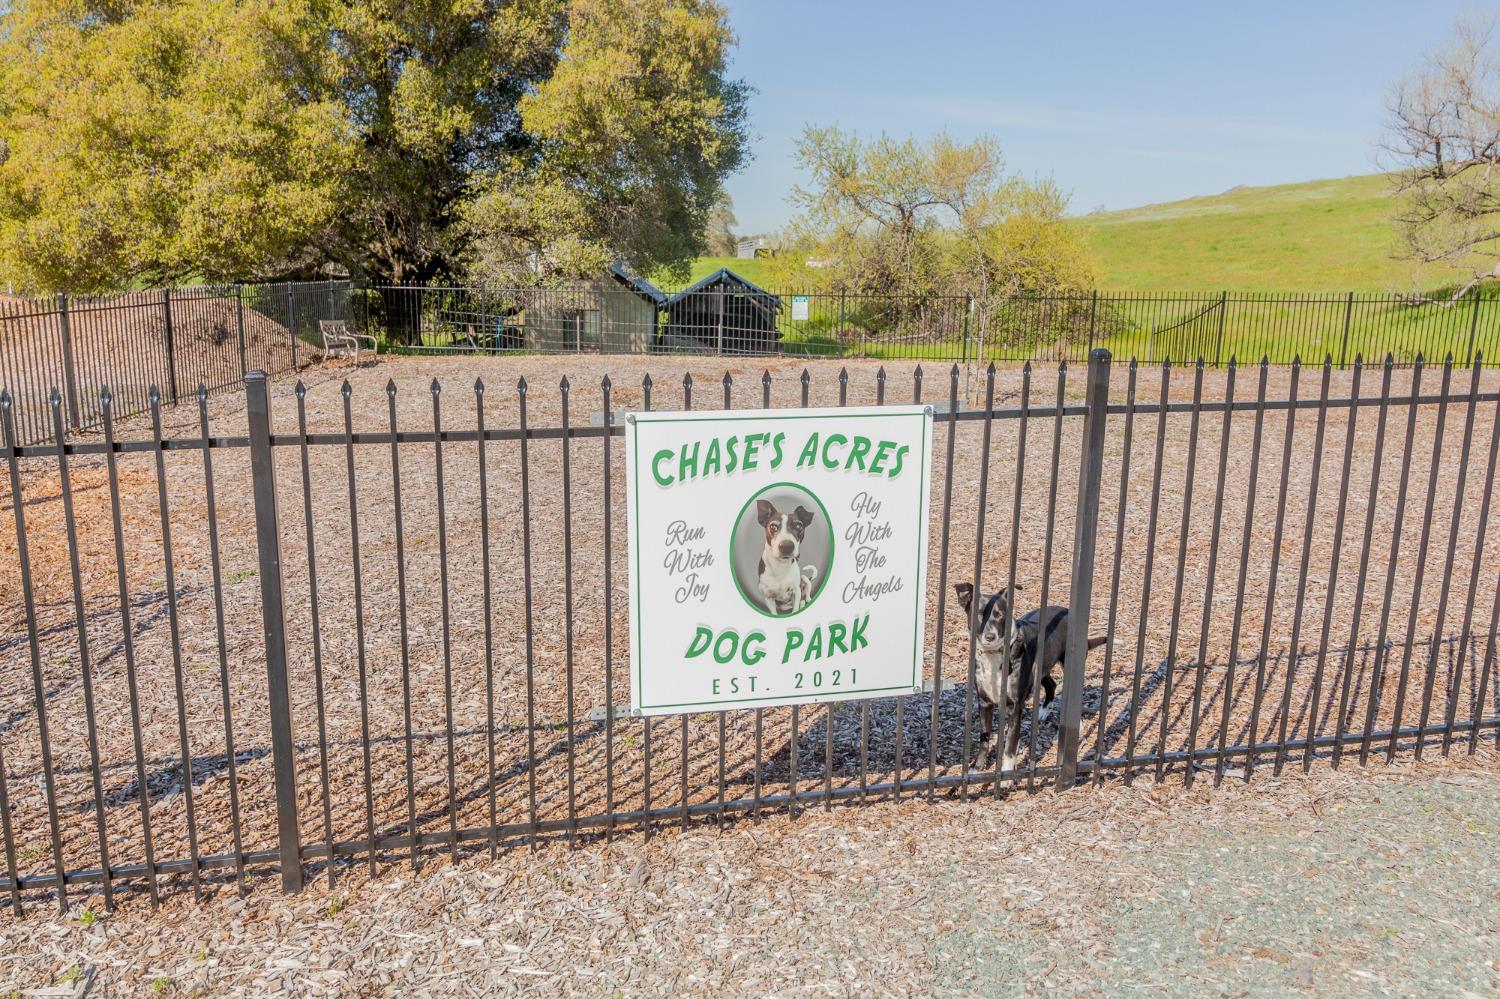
[1384,14,1500,300]
[0,0,750,293]
[776,126,1093,299]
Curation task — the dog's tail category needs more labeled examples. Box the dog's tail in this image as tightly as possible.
[1087,634,1109,650]
[801,564,819,583]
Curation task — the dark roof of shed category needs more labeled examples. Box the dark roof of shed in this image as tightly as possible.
[608,262,668,304]
[664,268,780,307]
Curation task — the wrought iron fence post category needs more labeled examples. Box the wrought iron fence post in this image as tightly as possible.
[161,288,179,406]
[55,292,82,432]
[235,286,249,382]
[1212,290,1227,368]
[838,290,846,356]
[1087,289,1099,358]
[1339,290,1354,369]
[246,370,304,893]
[287,285,298,368]
[1058,348,1111,790]
[1465,285,1481,367]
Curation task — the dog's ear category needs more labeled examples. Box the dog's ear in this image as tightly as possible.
[756,499,776,526]
[953,582,973,614]
[794,504,814,527]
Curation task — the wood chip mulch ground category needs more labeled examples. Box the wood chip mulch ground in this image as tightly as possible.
[0,748,1496,997]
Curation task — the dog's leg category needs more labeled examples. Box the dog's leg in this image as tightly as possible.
[975,700,995,768]
[1001,696,1022,772]
[1042,673,1058,710]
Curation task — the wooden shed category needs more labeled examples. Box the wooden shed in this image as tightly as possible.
[662,269,781,355]
[522,263,666,352]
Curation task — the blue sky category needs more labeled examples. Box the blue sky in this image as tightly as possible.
[719,1,1479,234]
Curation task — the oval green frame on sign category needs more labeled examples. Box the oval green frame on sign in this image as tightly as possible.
[730,480,835,619]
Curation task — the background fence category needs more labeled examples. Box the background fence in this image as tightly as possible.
[5,280,1500,447]
[1,351,1497,912]
[355,284,1500,369]
[0,281,351,445]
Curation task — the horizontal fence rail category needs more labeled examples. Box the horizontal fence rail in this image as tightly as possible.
[0,281,351,446]
[354,284,1500,370]
[0,350,1498,913]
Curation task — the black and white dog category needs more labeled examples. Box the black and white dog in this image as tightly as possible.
[954,582,1107,771]
[756,500,819,614]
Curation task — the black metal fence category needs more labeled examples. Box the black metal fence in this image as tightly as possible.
[356,284,1500,369]
[0,281,352,445]
[0,351,1497,913]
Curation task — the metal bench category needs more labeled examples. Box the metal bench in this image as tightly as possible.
[318,320,378,363]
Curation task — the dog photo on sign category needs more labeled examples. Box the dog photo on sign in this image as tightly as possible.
[731,483,833,615]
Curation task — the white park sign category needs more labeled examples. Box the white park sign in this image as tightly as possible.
[626,405,933,715]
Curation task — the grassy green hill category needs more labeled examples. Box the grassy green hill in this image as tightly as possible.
[1076,173,1447,292]
[673,176,1449,294]
[652,256,778,291]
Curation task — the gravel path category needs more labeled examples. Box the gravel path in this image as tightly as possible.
[0,749,1495,996]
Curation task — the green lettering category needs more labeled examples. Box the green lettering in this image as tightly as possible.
[652,449,675,487]
[850,614,869,651]
[821,432,847,469]
[869,440,895,475]
[685,627,712,658]
[805,626,824,661]
[827,622,848,655]
[781,629,804,665]
[847,436,871,471]
[796,432,819,468]
[770,432,786,468]
[679,441,700,479]
[724,435,740,474]
[713,631,738,665]
[742,433,762,470]
[703,438,722,477]
[743,630,765,665]
[888,444,910,478]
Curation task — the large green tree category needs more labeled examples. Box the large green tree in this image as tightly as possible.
[0,0,749,293]
[0,1,353,292]
[785,127,1093,299]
